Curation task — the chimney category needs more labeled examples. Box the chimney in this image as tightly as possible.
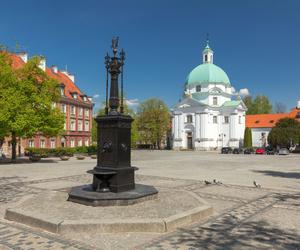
[297,100,300,109]
[38,56,46,71]
[17,52,28,63]
[51,65,58,74]
[61,70,75,82]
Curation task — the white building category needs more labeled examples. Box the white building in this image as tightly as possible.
[172,42,247,150]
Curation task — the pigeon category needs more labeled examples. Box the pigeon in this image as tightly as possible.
[213,179,223,185]
[253,181,261,188]
[204,180,212,185]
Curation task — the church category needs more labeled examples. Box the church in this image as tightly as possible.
[172,42,247,150]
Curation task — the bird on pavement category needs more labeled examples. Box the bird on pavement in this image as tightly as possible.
[253,181,261,188]
[213,179,223,185]
[204,180,212,185]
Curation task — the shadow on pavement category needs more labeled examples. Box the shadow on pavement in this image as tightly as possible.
[0,158,59,165]
[253,170,300,179]
[150,218,299,249]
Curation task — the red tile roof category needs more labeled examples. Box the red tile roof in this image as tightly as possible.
[246,108,300,128]
[9,53,90,103]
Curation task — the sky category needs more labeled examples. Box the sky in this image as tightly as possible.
[1,0,300,112]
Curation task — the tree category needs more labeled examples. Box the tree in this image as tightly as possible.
[0,52,65,161]
[274,102,287,113]
[243,127,252,148]
[136,98,169,149]
[268,118,300,148]
[243,95,272,115]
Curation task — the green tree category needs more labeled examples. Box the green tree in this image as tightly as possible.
[243,127,252,148]
[136,98,169,149]
[268,118,300,148]
[243,95,272,115]
[0,52,65,161]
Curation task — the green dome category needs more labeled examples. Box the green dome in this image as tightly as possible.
[186,63,230,86]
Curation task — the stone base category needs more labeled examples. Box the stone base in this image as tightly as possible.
[68,184,158,206]
[5,189,213,234]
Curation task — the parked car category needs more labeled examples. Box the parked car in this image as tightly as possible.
[221,147,233,154]
[265,146,275,155]
[278,148,290,155]
[233,148,243,154]
[255,148,266,155]
[244,148,253,154]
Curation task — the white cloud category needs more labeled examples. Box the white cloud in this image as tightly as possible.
[239,88,250,97]
[92,94,100,99]
[125,98,139,107]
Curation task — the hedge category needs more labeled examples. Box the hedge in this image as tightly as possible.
[25,146,97,157]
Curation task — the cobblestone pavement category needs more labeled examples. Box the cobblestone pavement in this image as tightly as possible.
[0,173,299,249]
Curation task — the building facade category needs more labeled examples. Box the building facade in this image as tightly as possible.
[246,101,300,147]
[1,53,93,157]
[172,42,247,150]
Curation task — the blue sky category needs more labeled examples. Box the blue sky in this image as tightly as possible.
[1,0,300,111]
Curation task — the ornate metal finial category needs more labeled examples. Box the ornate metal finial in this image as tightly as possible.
[111,37,119,56]
[205,33,210,47]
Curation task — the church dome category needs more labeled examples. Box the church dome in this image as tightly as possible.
[185,63,230,86]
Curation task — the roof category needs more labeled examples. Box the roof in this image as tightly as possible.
[246,108,300,128]
[223,100,241,107]
[9,53,90,103]
[185,63,230,86]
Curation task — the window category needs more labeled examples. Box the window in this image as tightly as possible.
[70,119,76,131]
[72,93,78,99]
[213,116,218,124]
[85,109,89,118]
[28,139,34,148]
[83,96,87,102]
[213,97,218,105]
[224,116,229,124]
[239,116,242,124]
[186,115,193,123]
[70,105,76,115]
[196,85,201,92]
[85,121,89,131]
[70,139,75,148]
[60,86,65,96]
[61,104,66,113]
[205,54,208,62]
[78,107,83,117]
[40,139,45,148]
[85,139,89,146]
[64,122,67,130]
[78,139,82,147]
[78,120,83,131]
[50,139,56,149]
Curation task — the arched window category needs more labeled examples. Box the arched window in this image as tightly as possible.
[205,55,208,62]
[196,85,201,92]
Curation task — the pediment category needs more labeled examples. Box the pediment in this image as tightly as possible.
[174,97,206,109]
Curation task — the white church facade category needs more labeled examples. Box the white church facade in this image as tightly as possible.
[172,42,247,150]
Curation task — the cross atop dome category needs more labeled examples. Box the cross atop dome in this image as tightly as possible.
[202,36,214,64]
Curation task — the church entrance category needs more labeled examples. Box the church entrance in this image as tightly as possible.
[187,132,193,149]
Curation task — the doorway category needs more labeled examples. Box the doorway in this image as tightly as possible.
[187,132,193,149]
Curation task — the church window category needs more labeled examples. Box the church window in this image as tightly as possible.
[213,116,218,124]
[196,85,201,92]
[224,116,229,123]
[186,115,193,123]
[213,97,218,105]
[205,55,208,62]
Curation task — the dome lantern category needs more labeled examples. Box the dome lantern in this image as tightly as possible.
[202,39,213,64]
